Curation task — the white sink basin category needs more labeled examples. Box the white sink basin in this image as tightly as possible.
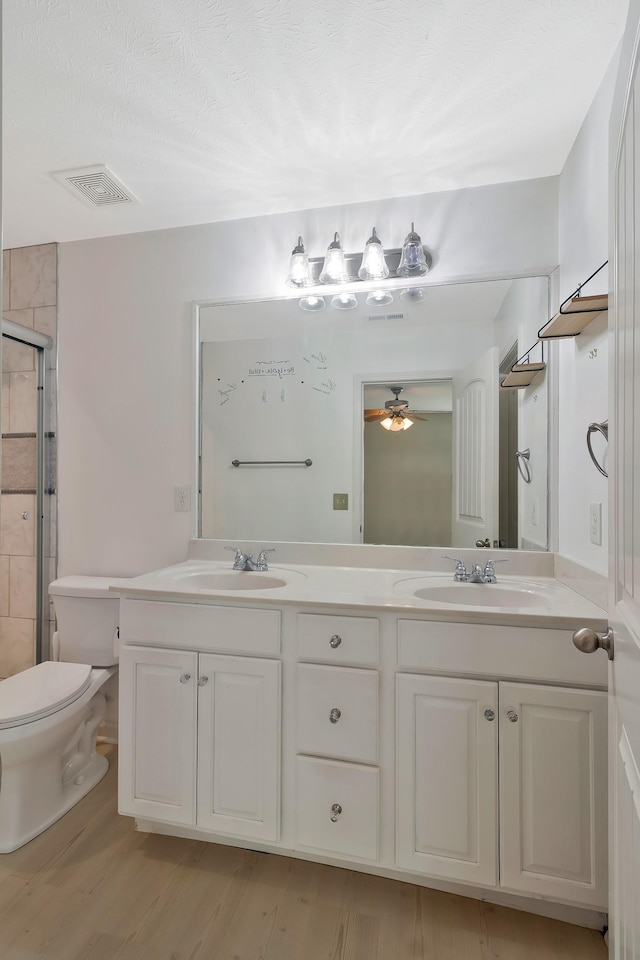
[394,576,551,608]
[167,566,306,592]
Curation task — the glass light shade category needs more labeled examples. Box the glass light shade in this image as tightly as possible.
[299,295,326,312]
[381,415,414,431]
[397,223,430,278]
[319,233,349,284]
[331,292,358,310]
[366,289,394,307]
[400,287,425,303]
[286,236,313,288]
[358,228,389,281]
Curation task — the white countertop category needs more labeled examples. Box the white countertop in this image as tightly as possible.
[111,560,608,630]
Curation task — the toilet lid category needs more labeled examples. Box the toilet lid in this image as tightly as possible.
[0,661,93,729]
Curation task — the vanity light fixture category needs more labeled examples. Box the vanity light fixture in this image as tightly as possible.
[400,287,425,303]
[288,225,432,311]
[358,228,390,281]
[331,292,359,310]
[286,236,313,288]
[366,289,394,307]
[397,223,431,278]
[319,233,350,285]
[298,295,326,312]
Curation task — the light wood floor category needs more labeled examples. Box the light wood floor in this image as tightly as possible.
[0,745,607,960]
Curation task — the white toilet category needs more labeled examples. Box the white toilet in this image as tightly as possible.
[0,575,125,853]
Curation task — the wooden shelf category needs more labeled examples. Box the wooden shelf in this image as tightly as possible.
[501,362,546,389]
[538,294,608,340]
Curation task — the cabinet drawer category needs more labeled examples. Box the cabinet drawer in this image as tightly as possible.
[296,613,379,666]
[397,619,607,686]
[297,756,379,860]
[120,599,281,656]
[297,664,378,763]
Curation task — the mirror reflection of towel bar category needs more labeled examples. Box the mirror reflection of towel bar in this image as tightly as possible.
[516,449,532,484]
[586,421,608,478]
[231,458,313,467]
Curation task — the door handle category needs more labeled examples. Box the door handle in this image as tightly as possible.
[572,627,614,661]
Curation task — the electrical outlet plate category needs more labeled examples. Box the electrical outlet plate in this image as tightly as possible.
[174,484,191,513]
[333,493,349,511]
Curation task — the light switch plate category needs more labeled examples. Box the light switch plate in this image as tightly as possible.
[333,493,349,511]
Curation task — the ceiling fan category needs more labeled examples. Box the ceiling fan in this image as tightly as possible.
[364,386,428,432]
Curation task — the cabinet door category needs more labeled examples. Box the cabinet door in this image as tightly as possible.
[499,683,607,908]
[197,654,281,841]
[118,645,198,825]
[397,674,498,886]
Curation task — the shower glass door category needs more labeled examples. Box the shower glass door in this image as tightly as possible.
[1,324,54,677]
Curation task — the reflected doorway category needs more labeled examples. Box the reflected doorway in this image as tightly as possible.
[362,381,453,546]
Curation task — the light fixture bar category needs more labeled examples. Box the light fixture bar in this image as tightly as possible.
[305,247,431,285]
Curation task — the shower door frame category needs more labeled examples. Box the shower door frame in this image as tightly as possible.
[1,317,54,664]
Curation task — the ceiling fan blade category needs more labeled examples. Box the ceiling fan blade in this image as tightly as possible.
[410,414,429,422]
[364,413,387,422]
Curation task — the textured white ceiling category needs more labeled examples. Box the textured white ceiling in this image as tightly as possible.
[2,0,628,247]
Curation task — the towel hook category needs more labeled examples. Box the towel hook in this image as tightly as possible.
[516,449,532,484]
[586,421,608,478]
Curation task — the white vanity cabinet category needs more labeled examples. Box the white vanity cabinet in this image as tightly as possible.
[499,682,607,908]
[396,674,499,887]
[118,641,280,842]
[396,661,607,907]
[118,645,198,826]
[294,612,381,860]
[116,586,609,922]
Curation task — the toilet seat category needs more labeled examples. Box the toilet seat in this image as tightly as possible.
[0,661,93,730]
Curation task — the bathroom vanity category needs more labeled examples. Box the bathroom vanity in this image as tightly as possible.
[114,547,608,924]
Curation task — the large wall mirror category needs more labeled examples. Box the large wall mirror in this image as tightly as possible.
[197,275,550,551]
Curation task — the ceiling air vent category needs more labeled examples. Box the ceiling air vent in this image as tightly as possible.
[52,164,138,207]
[367,313,405,322]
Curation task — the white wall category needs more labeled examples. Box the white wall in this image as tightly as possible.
[58,178,558,576]
[556,50,619,574]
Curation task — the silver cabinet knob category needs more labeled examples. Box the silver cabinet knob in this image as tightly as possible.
[329,634,342,649]
[483,707,495,721]
[179,673,191,684]
[198,675,209,686]
[572,626,614,661]
[506,707,519,722]
[329,708,342,724]
[22,511,32,520]
[330,803,342,822]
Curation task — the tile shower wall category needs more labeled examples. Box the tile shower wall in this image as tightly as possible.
[1,243,57,678]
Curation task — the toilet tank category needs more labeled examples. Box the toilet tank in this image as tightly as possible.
[49,576,129,667]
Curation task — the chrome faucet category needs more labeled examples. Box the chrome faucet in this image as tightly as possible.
[443,556,509,583]
[224,546,277,571]
[225,547,257,570]
[254,548,276,571]
[467,563,486,583]
[443,556,468,581]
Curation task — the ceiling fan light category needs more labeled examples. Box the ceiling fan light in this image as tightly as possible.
[366,289,394,306]
[397,223,431,278]
[299,295,326,312]
[319,232,350,284]
[331,292,358,310]
[286,236,313,287]
[358,227,390,281]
